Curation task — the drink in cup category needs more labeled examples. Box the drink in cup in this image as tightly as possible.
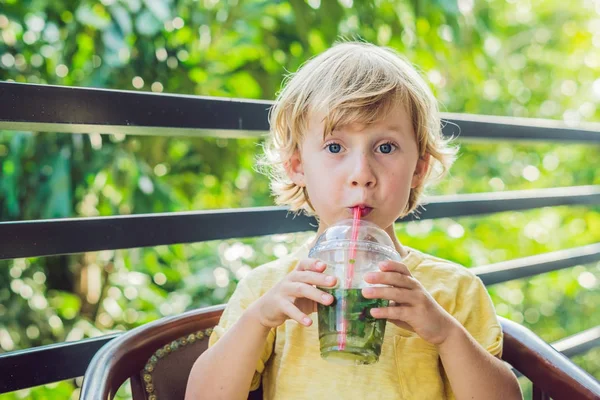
[309,218,401,365]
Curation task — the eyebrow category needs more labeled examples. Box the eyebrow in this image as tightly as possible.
[326,122,409,139]
[383,124,405,133]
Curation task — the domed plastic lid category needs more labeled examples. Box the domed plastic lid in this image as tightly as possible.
[309,219,400,261]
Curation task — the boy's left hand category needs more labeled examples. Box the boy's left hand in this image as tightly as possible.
[362,260,458,346]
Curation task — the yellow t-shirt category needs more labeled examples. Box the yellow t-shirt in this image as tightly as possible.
[209,242,503,400]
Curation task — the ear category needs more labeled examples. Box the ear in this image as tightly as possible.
[284,150,306,187]
[411,153,431,188]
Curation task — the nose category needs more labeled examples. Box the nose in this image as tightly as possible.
[349,152,376,188]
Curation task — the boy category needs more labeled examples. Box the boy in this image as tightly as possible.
[185,42,522,400]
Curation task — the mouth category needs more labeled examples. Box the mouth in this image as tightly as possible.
[348,204,373,218]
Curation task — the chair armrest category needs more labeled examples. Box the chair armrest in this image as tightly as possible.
[80,305,226,400]
[499,316,600,399]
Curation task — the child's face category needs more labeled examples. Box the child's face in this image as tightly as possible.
[287,104,429,232]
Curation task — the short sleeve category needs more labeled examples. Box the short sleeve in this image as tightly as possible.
[452,276,503,357]
[208,276,276,390]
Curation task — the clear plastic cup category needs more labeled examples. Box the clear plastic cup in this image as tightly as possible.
[309,219,401,365]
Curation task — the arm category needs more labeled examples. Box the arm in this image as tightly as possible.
[185,305,270,400]
[363,261,522,400]
[185,258,336,400]
[438,319,522,400]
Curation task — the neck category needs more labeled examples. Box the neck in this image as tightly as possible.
[311,220,408,259]
[386,225,409,258]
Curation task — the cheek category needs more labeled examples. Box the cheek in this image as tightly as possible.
[306,168,341,194]
[306,157,341,181]
[385,160,415,182]
[304,164,343,203]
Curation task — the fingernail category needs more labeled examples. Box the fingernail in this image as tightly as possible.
[322,293,331,302]
[363,287,374,295]
[317,261,326,269]
[371,309,380,317]
[303,317,312,326]
[325,276,336,284]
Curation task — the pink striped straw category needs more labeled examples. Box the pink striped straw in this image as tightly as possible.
[338,206,361,351]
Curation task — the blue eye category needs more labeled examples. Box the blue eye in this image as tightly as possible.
[327,143,342,153]
[378,143,395,154]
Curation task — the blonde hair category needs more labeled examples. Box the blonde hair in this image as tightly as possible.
[258,41,458,217]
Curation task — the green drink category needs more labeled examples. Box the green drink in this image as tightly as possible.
[310,219,401,365]
[317,288,389,365]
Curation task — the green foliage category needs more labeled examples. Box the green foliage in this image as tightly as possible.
[1,0,599,398]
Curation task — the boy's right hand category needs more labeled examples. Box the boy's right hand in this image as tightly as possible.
[250,258,337,329]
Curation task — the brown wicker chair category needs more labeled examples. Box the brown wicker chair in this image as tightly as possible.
[79,306,600,400]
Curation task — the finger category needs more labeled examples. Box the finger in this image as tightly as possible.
[284,281,335,305]
[295,258,327,272]
[363,271,417,289]
[378,260,412,276]
[289,270,337,287]
[370,304,411,320]
[362,286,413,304]
[281,301,313,326]
[385,304,414,332]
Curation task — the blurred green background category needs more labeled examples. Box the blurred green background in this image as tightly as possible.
[1,0,599,398]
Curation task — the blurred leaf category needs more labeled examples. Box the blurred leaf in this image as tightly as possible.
[143,0,172,22]
[226,71,262,99]
[49,291,82,320]
[135,9,162,37]
[110,4,133,36]
[75,4,111,29]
